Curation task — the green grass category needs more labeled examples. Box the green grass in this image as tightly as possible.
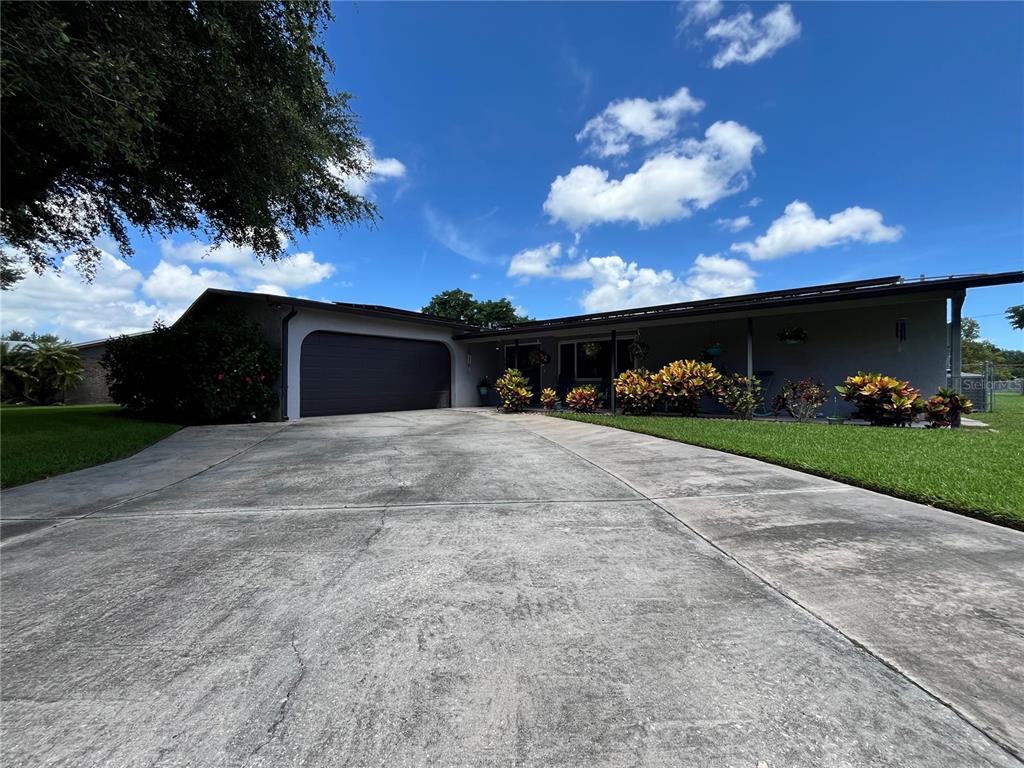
[552,393,1024,530]
[1,405,180,488]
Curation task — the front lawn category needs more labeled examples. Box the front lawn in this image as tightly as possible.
[1,405,181,488]
[551,393,1024,530]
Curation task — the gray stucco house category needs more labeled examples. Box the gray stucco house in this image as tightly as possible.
[73,271,1023,419]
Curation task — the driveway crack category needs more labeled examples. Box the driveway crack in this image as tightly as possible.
[250,634,306,758]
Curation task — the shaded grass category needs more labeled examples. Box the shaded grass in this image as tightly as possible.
[1,405,180,488]
[552,393,1024,530]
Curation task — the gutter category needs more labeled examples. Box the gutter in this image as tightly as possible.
[280,305,298,420]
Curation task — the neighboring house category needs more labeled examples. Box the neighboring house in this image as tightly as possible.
[72,271,1023,419]
[65,339,114,405]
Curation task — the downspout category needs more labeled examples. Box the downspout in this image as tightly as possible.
[280,305,298,420]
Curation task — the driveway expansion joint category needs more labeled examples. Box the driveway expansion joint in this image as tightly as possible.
[506,412,1024,764]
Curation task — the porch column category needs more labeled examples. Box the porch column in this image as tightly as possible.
[514,338,520,370]
[950,292,965,393]
[610,329,617,413]
[746,317,754,388]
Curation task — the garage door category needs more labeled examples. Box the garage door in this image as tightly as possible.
[300,331,451,417]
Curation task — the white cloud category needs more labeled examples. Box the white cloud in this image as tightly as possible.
[1,251,167,341]
[252,283,288,297]
[706,4,801,68]
[329,140,407,197]
[142,261,236,303]
[160,239,334,288]
[235,250,334,289]
[731,200,903,261]
[677,0,723,31]
[715,215,752,232]
[505,243,756,313]
[571,253,756,312]
[3,237,338,342]
[576,87,705,158]
[544,120,764,230]
[744,196,763,208]
[508,242,562,280]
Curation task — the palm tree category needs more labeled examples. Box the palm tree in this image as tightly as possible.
[0,342,35,401]
[25,339,84,403]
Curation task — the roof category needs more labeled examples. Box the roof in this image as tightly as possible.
[453,271,1024,340]
[183,288,481,330]
[76,271,1024,347]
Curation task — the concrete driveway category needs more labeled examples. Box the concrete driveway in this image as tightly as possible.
[2,409,1022,767]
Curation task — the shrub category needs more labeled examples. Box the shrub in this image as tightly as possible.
[102,308,279,422]
[773,377,828,422]
[924,387,973,428]
[716,374,762,420]
[495,368,532,412]
[614,368,660,415]
[836,372,924,427]
[565,384,601,413]
[653,359,721,416]
[540,387,558,410]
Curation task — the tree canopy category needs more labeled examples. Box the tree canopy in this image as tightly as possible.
[960,316,1023,380]
[422,289,531,328]
[1008,305,1024,331]
[0,1,375,287]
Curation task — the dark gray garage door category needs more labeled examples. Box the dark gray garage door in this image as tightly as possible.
[300,331,451,417]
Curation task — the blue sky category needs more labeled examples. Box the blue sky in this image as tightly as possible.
[4,1,1023,347]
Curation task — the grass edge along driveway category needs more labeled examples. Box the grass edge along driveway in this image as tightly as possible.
[1,405,181,488]
[551,393,1024,531]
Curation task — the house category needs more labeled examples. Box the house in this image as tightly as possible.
[72,271,1023,418]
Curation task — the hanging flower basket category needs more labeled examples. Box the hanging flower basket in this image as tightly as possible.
[628,339,650,362]
[528,349,551,367]
[582,342,603,358]
[777,327,808,345]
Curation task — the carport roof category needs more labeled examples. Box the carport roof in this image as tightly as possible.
[453,271,1024,339]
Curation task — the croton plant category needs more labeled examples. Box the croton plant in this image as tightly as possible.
[495,368,532,413]
[540,387,559,410]
[654,360,721,416]
[614,368,660,415]
[565,384,601,413]
[836,372,924,427]
[924,387,973,428]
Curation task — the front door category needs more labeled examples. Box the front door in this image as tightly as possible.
[505,344,543,404]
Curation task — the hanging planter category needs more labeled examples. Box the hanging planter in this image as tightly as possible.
[528,349,551,367]
[777,327,808,345]
[703,342,723,357]
[582,342,603,358]
[628,338,650,363]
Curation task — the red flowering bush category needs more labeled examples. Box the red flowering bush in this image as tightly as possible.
[102,308,279,422]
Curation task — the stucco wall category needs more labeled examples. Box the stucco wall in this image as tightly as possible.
[286,308,474,418]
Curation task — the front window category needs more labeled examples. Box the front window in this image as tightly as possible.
[559,339,634,379]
